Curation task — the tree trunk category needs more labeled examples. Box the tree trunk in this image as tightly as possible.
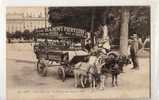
[90,8,95,47]
[120,8,129,56]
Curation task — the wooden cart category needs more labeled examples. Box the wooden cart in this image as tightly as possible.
[33,26,89,81]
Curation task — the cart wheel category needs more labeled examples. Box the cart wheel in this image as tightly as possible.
[58,66,66,82]
[37,60,47,76]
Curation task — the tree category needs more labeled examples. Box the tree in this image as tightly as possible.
[48,7,107,31]
[120,8,129,56]
[129,6,150,39]
[48,7,150,51]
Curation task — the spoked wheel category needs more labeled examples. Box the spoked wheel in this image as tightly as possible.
[58,66,66,82]
[37,60,48,76]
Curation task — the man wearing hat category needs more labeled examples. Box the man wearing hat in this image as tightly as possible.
[130,34,139,70]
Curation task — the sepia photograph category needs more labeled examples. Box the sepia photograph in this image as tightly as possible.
[6,6,150,100]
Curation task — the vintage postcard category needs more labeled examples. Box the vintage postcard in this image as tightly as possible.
[6,6,150,100]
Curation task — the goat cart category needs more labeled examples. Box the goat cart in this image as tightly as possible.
[33,26,89,81]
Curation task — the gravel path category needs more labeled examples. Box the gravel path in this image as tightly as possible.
[6,43,150,100]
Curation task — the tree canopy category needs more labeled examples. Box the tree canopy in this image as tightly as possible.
[48,6,150,40]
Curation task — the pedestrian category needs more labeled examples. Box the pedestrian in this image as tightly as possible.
[84,32,92,52]
[85,39,91,52]
[130,34,139,70]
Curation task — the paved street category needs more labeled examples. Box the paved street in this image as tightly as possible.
[6,43,150,100]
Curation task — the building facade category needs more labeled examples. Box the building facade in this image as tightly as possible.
[6,7,50,33]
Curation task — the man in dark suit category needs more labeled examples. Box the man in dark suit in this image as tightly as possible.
[130,34,139,70]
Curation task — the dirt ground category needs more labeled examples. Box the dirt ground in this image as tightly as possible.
[6,43,150,100]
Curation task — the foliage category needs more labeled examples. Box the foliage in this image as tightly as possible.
[129,7,150,40]
[48,6,150,43]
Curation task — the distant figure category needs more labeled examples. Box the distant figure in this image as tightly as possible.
[44,38,49,46]
[85,32,92,52]
[130,34,139,70]
[8,38,11,43]
[85,39,91,52]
